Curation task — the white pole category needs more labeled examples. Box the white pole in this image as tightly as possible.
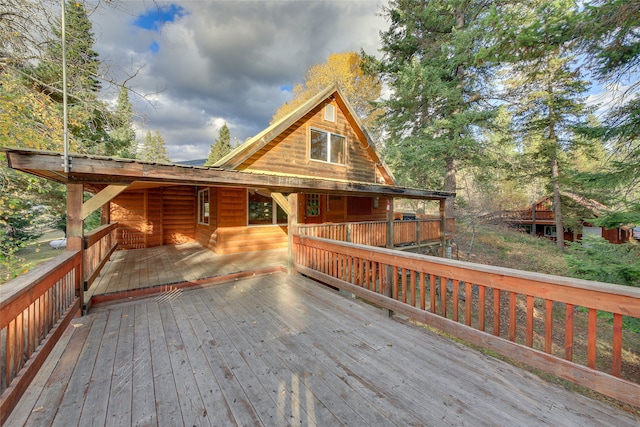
[61,0,69,173]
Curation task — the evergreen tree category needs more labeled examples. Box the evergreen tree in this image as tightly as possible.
[492,0,591,250]
[204,123,232,166]
[575,0,640,226]
[109,86,137,158]
[376,0,496,217]
[27,0,111,154]
[138,130,171,163]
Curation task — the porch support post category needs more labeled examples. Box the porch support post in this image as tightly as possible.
[66,183,84,314]
[439,199,446,257]
[287,193,298,275]
[383,198,394,317]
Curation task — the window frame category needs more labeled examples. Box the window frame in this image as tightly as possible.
[197,188,210,226]
[309,127,347,166]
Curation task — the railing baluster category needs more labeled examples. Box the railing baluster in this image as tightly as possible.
[588,308,597,369]
[545,299,553,354]
[478,285,485,331]
[526,295,534,348]
[420,272,427,311]
[509,292,517,342]
[409,270,416,307]
[452,279,459,322]
[493,288,500,336]
[440,276,447,318]
[565,303,574,361]
[612,313,622,377]
[401,268,407,303]
[465,282,472,326]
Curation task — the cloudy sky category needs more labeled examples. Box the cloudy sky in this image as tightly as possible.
[89,1,388,162]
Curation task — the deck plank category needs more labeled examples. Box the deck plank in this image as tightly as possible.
[9,272,638,427]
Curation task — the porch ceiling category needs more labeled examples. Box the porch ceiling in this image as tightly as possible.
[3,148,454,200]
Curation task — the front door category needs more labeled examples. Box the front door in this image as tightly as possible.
[304,194,323,224]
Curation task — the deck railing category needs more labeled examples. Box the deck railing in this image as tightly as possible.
[83,222,118,291]
[297,218,455,251]
[0,251,82,424]
[292,235,640,407]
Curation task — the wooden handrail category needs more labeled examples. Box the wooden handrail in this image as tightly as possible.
[83,222,118,291]
[292,235,640,407]
[297,218,454,249]
[0,251,82,424]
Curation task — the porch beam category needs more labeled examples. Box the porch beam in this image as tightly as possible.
[271,192,291,216]
[3,149,454,201]
[82,184,128,220]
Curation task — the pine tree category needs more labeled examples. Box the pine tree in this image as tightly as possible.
[494,0,591,250]
[138,130,171,163]
[27,0,110,154]
[377,0,496,217]
[109,86,137,158]
[204,123,232,166]
[575,0,640,226]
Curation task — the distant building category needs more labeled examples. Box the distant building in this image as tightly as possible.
[498,193,631,244]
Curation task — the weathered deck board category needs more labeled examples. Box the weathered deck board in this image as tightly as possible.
[8,272,637,427]
[85,243,287,304]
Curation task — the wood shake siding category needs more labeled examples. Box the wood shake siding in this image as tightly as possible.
[237,101,378,183]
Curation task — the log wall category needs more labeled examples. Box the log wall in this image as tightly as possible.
[217,225,288,254]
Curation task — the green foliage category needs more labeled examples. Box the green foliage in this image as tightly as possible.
[566,236,640,287]
[205,123,232,166]
[0,191,42,281]
[376,0,497,201]
[109,86,137,158]
[138,130,171,163]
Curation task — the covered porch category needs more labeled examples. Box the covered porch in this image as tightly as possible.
[6,272,636,426]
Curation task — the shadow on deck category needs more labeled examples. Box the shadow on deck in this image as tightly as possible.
[8,272,637,426]
[84,243,288,309]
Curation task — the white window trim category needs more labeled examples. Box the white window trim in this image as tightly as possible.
[309,127,347,166]
[197,188,210,226]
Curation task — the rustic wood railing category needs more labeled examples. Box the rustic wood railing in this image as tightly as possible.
[292,235,640,407]
[0,251,82,424]
[297,219,455,250]
[83,222,118,291]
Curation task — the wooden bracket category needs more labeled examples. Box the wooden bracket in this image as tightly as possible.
[82,184,128,220]
[271,192,291,216]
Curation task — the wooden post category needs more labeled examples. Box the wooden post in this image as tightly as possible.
[66,183,84,315]
[100,202,110,225]
[439,199,446,257]
[416,219,421,254]
[383,198,394,317]
[287,193,298,275]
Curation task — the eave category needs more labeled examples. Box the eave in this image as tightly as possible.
[2,148,454,201]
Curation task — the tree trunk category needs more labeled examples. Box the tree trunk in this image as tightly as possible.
[444,156,457,218]
[551,154,564,251]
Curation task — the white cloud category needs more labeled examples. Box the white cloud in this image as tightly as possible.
[90,0,387,161]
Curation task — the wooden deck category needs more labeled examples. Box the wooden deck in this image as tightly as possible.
[7,272,636,426]
[85,243,288,304]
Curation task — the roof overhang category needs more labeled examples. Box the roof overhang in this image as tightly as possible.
[3,148,454,201]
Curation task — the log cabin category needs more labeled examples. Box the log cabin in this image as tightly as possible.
[500,193,631,244]
[97,84,450,255]
[2,86,639,425]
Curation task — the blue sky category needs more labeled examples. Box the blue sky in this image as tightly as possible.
[132,4,185,31]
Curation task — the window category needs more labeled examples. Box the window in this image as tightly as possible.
[544,226,557,237]
[248,190,288,225]
[306,194,320,217]
[324,104,335,122]
[198,188,210,225]
[347,196,372,216]
[310,129,346,165]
